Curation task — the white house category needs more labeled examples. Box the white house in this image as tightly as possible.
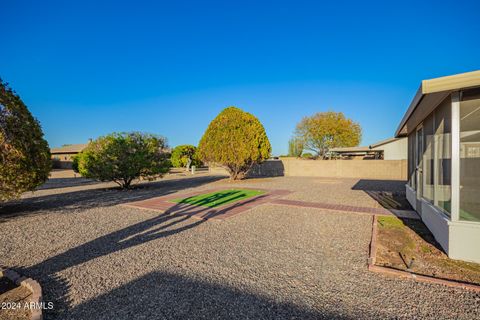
[395,70,480,263]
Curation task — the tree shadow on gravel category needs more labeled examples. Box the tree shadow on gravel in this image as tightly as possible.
[36,177,100,190]
[13,194,265,319]
[352,179,413,211]
[0,175,224,223]
[65,271,347,320]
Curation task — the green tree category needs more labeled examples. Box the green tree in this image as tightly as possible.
[198,106,271,180]
[170,145,202,168]
[0,79,51,202]
[294,111,362,157]
[75,132,170,189]
[288,137,304,157]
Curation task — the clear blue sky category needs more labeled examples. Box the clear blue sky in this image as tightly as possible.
[1,0,479,155]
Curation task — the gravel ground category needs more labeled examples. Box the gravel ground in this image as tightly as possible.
[0,174,478,319]
[209,176,410,209]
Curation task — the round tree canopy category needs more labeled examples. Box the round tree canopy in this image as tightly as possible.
[198,106,271,179]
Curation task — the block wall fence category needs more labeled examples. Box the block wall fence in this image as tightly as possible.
[209,158,408,180]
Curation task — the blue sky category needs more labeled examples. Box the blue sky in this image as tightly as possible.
[1,0,479,155]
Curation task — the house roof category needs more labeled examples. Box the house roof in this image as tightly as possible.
[395,70,480,137]
[330,137,403,153]
[50,143,88,154]
[330,146,376,153]
[369,137,401,149]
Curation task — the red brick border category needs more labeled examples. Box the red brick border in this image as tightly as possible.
[0,268,43,320]
[124,187,420,221]
[367,215,480,292]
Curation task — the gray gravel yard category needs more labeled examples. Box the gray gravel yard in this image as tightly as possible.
[0,174,479,319]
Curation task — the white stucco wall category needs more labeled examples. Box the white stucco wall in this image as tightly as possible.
[372,138,407,160]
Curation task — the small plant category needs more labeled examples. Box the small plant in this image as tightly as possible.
[301,152,314,159]
[75,132,170,189]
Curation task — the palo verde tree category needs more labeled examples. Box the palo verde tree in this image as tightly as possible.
[170,145,201,168]
[294,111,362,157]
[0,79,51,202]
[198,106,271,180]
[75,132,170,189]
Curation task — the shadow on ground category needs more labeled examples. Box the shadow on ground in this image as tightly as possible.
[36,177,100,190]
[65,271,344,320]
[12,191,268,319]
[352,179,412,211]
[0,175,224,223]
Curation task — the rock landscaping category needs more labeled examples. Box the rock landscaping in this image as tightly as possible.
[1,173,479,319]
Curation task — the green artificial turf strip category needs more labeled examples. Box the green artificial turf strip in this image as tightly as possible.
[172,189,264,208]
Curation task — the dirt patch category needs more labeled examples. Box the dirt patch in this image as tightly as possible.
[0,277,31,320]
[376,216,480,285]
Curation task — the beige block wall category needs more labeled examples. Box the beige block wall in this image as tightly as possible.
[210,158,407,180]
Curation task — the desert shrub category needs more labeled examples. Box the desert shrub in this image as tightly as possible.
[75,132,170,188]
[170,145,202,168]
[301,152,314,159]
[0,79,51,201]
[198,106,271,180]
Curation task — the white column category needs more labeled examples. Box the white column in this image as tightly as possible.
[451,92,460,222]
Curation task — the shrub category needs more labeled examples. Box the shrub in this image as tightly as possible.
[170,145,202,168]
[301,152,314,159]
[75,132,170,189]
[0,79,51,201]
[71,154,80,173]
[198,106,271,180]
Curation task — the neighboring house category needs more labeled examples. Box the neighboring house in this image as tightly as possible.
[395,70,480,263]
[50,143,88,169]
[330,137,407,160]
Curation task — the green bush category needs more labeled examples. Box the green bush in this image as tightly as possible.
[301,152,314,159]
[75,132,170,189]
[198,106,271,180]
[0,79,51,201]
[170,145,202,168]
[71,154,80,173]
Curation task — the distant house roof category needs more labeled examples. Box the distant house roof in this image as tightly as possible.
[396,70,480,137]
[369,137,401,149]
[330,137,401,153]
[329,146,374,153]
[50,143,88,154]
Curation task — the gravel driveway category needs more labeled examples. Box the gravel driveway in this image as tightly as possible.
[0,174,478,319]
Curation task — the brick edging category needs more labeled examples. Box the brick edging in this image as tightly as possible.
[0,268,43,320]
[367,215,480,292]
